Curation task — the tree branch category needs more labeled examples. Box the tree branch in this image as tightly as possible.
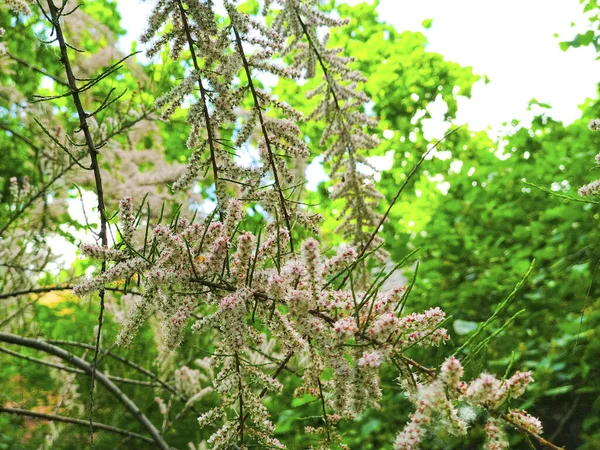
[232,26,295,254]
[0,406,156,445]
[45,2,109,441]
[0,332,170,450]
[175,0,223,221]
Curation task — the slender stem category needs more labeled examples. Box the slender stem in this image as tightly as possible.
[316,376,331,443]
[238,351,294,431]
[7,52,69,86]
[0,158,81,237]
[502,413,564,450]
[175,0,223,221]
[0,406,156,445]
[355,125,463,260]
[235,353,244,445]
[0,332,170,450]
[232,26,295,254]
[0,346,162,387]
[45,3,109,443]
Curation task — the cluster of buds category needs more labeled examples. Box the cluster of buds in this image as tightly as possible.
[578,118,600,196]
[394,356,541,450]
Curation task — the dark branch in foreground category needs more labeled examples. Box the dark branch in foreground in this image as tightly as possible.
[0,332,170,450]
[46,1,110,441]
[0,406,156,445]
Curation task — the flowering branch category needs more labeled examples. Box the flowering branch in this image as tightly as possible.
[175,0,223,220]
[232,24,295,253]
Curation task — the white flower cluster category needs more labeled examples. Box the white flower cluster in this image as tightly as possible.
[588,118,600,131]
[3,0,33,14]
[394,356,541,450]
[273,0,387,260]
[579,119,600,197]
[141,0,315,237]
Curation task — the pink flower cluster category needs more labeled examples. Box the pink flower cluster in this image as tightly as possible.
[395,356,541,450]
[579,118,600,197]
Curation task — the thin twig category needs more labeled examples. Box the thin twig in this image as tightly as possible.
[45,3,109,444]
[176,0,223,221]
[0,332,170,449]
[7,52,69,86]
[0,346,162,387]
[0,406,156,445]
[232,25,295,254]
[502,413,564,450]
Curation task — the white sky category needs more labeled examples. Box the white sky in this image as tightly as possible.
[374,0,599,133]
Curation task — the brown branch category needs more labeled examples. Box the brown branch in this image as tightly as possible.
[0,406,156,445]
[0,332,170,450]
[0,285,137,301]
[502,413,564,450]
[0,346,163,387]
[294,11,374,250]
[45,3,109,440]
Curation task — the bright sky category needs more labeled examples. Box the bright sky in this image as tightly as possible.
[375,0,599,135]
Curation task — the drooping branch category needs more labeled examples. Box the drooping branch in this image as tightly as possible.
[48,339,201,414]
[175,0,223,221]
[0,346,162,387]
[0,406,156,445]
[0,332,170,450]
[232,26,295,254]
[501,413,564,450]
[288,7,382,257]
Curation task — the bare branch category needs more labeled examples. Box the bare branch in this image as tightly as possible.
[0,332,170,450]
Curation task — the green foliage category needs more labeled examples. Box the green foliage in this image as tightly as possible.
[561,0,600,55]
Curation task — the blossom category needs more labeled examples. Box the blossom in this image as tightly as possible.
[588,118,600,131]
[578,179,600,197]
[395,356,539,449]
[508,409,543,435]
[484,417,509,450]
[357,350,384,368]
